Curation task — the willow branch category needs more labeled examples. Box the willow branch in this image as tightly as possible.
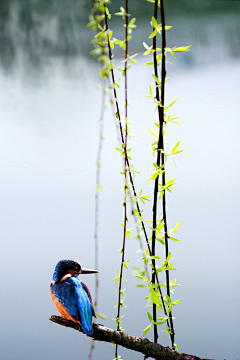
[151,0,174,346]
[151,0,160,345]
[90,2,107,358]
[159,0,175,344]
[50,316,214,360]
[103,8,169,329]
[104,5,150,251]
[108,82,149,279]
[151,0,173,345]
[115,2,129,358]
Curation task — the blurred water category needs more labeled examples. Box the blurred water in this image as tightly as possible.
[0,3,240,360]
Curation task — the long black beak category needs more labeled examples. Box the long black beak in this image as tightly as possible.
[79,268,99,274]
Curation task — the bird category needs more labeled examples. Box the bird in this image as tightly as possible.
[50,259,98,336]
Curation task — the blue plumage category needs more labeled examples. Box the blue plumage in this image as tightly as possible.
[50,260,98,336]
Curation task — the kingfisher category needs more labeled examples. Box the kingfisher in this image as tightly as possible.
[50,259,98,336]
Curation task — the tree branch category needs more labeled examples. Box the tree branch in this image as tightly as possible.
[103,6,172,335]
[50,316,214,360]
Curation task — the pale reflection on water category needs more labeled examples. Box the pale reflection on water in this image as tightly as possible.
[0,4,240,360]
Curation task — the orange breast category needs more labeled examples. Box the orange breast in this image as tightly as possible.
[50,287,79,323]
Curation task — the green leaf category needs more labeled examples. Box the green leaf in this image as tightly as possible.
[149,29,158,38]
[143,41,150,50]
[145,61,154,66]
[164,327,171,336]
[96,185,104,193]
[172,300,180,305]
[95,312,107,320]
[129,17,136,26]
[157,54,162,63]
[172,45,191,52]
[140,195,150,202]
[147,167,164,181]
[164,294,172,304]
[152,17,158,28]
[173,343,179,351]
[156,237,165,245]
[120,289,126,296]
[115,147,122,152]
[113,38,124,46]
[153,318,167,325]
[164,262,177,271]
[128,57,137,64]
[147,171,159,181]
[149,86,153,96]
[168,97,178,108]
[165,47,176,61]
[171,141,180,154]
[143,324,152,336]
[147,255,161,260]
[133,272,149,282]
[171,221,182,234]
[170,141,184,155]
[147,127,158,138]
[172,149,184,155]
[165,178,176,187]
[170,237,180,242]
[149,287,161,307]
[123,259,130,269]
[152,74,161,85]
[114,269,120,284]
[126,228,134,238]
[147,311,153,323]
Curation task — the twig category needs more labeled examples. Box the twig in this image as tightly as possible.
[94,72,106,314]
[151,0,174,346]
[108,80,149,279]
[103,3,171,334]
[115,3,129,358]
[89,80,105,360]
[130,200,149,278]
[151,0,160,345]
[104,5,150,250]
[159,0,175,345]
[89,2,106,358]
[50,316,214,360]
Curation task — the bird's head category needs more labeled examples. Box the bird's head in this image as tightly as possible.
[52,259,98,284]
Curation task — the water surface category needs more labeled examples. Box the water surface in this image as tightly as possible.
[0,4,240,360]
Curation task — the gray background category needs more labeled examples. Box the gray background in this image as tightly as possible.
[0,1,239,360]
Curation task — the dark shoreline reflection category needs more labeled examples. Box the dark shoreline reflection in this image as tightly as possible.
[0,0,90,75]
[0,0,239,79]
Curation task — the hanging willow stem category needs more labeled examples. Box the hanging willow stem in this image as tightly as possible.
[151,0,160,344]
[103,2,172,337]
[115,1,129,358]
[151,0,175,347]
[159,0,175,345]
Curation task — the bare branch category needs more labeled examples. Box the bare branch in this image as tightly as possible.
[50,316,214,360]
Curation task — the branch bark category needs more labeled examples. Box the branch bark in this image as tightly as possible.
[50,316,214,360]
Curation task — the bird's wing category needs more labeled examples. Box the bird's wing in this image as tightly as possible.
[51,281,80,322]
[52,277,94,335]
[71,278,95,335]
[81,281,96,318]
